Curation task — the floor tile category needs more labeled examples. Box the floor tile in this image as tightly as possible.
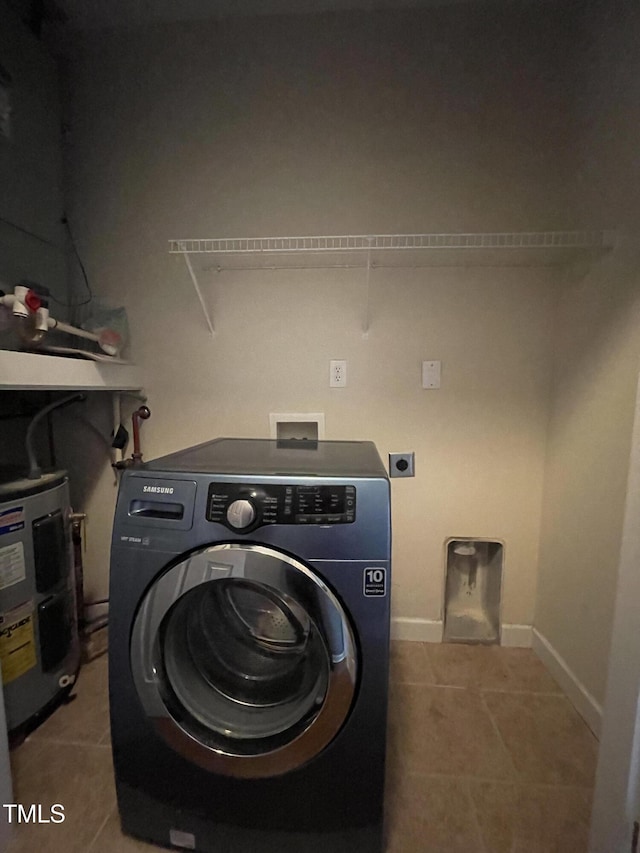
[468,779,593,853]
[497,647,563,694]
[5,642,600,852]
[482,692,598,786]
[390,640,435,684]
[427,642,512,689]
[426,643,562,694]
[6,740,115,853]
[388,682,515,779]
[385,773,485,852]
[5,734,47,790]
[29,654,109,746]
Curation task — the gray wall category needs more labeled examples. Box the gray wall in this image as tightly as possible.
[59,4,575,630]
[534,0,640,709]
[0,1,67,323]
[0,3,68,469]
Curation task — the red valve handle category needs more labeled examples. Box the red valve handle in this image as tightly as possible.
[24,290,42,312]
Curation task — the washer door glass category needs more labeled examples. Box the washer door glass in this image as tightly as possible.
[131,544,357,778]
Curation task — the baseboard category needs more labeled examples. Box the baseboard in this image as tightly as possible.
[391,618,443,643]
[392,619,533,647]
[532,628,602,737]
[500,624,533,647]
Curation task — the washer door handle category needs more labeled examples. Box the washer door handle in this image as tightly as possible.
[130,543,357,779]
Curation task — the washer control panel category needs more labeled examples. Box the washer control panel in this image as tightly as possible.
[206,483,356,531]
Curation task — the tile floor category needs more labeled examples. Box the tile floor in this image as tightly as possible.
[5,642,598,852]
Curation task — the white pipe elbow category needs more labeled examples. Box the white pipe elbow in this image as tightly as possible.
[0,293,29,319]
[12,285,29,318]
[35,306,50,333]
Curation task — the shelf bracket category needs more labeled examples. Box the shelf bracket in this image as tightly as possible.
[363,238,373,338]
[181,248,214,337]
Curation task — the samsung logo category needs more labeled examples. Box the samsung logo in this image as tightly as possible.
[143,485,175,494]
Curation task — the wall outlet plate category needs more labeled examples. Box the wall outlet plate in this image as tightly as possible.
[389,452,415,478]
[422,360,441,389]
[329,359,347,387]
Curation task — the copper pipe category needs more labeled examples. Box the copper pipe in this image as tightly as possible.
[131,406,151,464]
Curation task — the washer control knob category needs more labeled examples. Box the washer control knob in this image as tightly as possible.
[226,499,256,529]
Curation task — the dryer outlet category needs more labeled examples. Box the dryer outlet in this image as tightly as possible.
[389,452,415,478]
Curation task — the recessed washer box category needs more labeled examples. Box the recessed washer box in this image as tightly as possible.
[443,538,504,644]
[269,413,325,441]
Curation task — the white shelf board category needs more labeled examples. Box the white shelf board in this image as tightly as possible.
[0,350,144,391]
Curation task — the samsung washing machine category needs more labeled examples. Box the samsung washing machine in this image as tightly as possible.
[109,438,391,853]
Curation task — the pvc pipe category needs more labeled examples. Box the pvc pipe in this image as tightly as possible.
[0,293,28,318]
[50,318,120,356]
[35,306,49,332]
[48,317,101,344]
[2,286,118,355]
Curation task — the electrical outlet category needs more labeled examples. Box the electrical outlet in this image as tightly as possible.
[329,360,347,388]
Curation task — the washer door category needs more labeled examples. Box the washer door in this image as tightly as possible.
[130,543,357,778]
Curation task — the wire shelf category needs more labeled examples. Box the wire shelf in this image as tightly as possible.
[169,231,614,256]
[168,230,615,338]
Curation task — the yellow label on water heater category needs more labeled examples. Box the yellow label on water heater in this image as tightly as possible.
[0,599,37,685]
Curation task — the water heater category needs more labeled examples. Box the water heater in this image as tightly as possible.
[0,468,80,736]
